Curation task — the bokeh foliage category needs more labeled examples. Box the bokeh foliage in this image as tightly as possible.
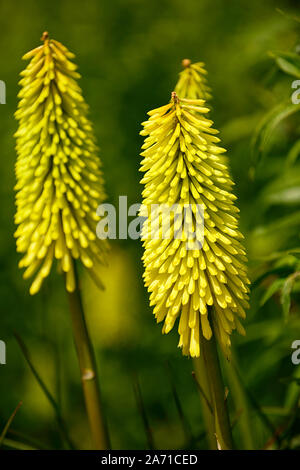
[0,0,299,450]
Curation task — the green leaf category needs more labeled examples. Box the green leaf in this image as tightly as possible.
[261,167,300,207]
[281,281,292,319]
[275,255,300,269]
[280,376,300,386]
[251,101,300,167]
[288,249,300,260]
[280,273,300,320]
[286,139,300,168]
[261,406,291,417]
[254,248,300,263]
[271,51,300,78]
[260,278,285,306]
[255,211,300,235]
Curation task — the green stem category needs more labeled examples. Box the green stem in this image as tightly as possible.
[200,324,233,450]
[223,351,255,449]
[67,261,109,450]
[193,357,217,449]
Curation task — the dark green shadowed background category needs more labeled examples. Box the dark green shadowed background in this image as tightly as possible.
[0,0,299,450]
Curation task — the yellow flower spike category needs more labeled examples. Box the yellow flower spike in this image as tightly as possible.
[140,92,249,358]
[175,59,212,101]
[14,32,107,294]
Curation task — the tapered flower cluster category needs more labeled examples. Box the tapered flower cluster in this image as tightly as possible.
[14,33,107,295]
[140,93,249,357]
[174,59,212,101]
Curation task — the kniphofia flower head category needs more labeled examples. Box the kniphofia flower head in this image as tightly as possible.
[174,59,212,101]
[140,93,249,358]
[14,33,107,295]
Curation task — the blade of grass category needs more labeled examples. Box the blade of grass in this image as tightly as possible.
[261,406,291,417]
[14,332,75,450]
[191,371,213,416]
[8,428,50,450]
[223,352,255,449]
[263,401,299,450]
[166,361,194,446]
[0,401,22,448]
[2,438,37,450]
[231,359,281,448]
[133,374,154,450]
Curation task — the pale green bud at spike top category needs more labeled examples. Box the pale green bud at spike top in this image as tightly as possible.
[174,59,212,101]
[140,93,250,358]
[14,32,107,295]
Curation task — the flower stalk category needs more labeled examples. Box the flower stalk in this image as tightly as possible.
[67,261,109,449]
[199,314,233,449]
[176,59,235,447]
[193,354,217,449]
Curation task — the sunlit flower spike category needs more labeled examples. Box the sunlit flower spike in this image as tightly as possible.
[140,93,250,358]
[175,59,212,101]
[14,32,107,295]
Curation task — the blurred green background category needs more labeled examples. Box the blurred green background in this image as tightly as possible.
[0,0,300,450]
